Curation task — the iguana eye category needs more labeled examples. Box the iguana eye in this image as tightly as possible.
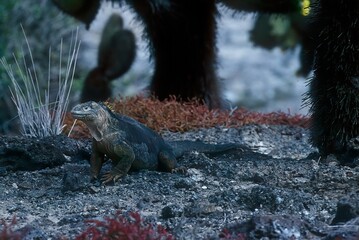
[83,106,91,111]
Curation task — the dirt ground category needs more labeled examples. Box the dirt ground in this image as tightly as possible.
[0,124,358,239]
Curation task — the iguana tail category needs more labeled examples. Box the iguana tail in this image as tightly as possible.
[169,140,245,158]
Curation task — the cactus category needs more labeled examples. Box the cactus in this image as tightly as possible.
[306,0,359,159]
[52,0,100,28]
[80,13,136,102]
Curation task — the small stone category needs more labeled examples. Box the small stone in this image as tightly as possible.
[161,205,182,219]
[0,167,7,176]
[61,172,80,192]
[174,179,193,189]
[89,186,101,193]
[331,196,359,225]
[183,201,217,217]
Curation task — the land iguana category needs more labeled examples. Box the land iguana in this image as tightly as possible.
[71,101,244,184]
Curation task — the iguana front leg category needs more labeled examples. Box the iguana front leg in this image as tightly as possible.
[158,150,177,171]
[101,142,135,184]
[90,141,105,182]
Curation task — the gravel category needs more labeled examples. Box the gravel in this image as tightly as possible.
[1,124,358,239]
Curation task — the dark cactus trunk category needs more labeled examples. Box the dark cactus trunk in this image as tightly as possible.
[130,0,221,108]
[308,1,359,155]
[220,0,300,13]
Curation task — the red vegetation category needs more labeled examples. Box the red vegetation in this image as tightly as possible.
[219,229,246,240]
[0,217,24,240]
[64,96,309,139]
[76,212,174,240]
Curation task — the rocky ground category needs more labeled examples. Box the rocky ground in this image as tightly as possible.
[0,124,359,239]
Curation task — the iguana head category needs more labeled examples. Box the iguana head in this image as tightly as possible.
[71,101,110,141]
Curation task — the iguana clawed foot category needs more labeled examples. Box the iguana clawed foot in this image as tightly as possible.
[101,172,124,184]
[171,166,187,174]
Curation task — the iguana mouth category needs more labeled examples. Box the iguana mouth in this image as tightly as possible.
[71,101,99,121]
[71,111,95,121]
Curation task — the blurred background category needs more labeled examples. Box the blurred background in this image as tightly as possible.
[0,0,311,134]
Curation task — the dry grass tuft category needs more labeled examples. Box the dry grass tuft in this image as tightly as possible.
[1,28,80,138]
[64,96,309,139]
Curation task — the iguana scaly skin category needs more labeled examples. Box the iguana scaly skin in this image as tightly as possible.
[71,101,241,184]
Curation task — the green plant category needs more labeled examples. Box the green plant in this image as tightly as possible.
[0,28,81,137]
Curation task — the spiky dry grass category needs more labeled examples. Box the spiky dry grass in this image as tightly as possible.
[64,96,309,139]
[1,28,81,138]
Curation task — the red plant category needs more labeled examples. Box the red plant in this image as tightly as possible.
[219,228,246,240]
[64,96,309,139]
[0,217,24,240]
[76,212,174,240]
